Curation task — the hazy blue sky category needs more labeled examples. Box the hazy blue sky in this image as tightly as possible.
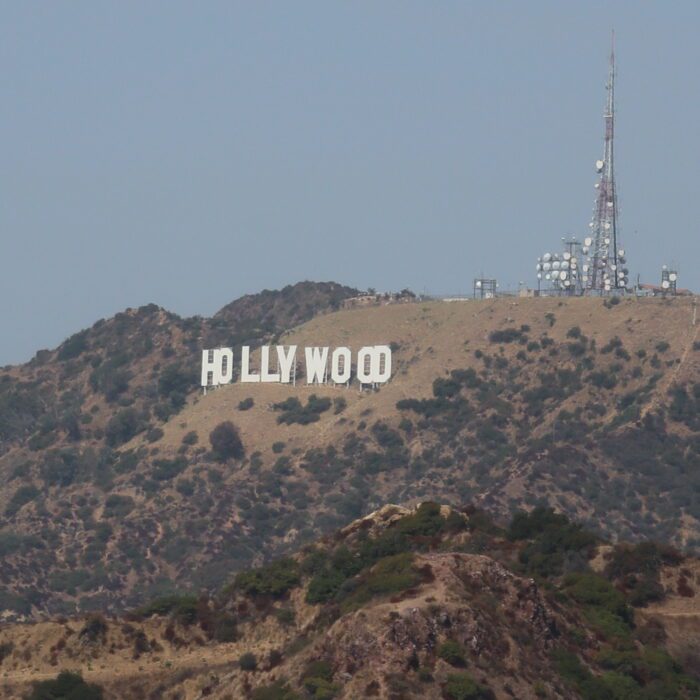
[2,2,699,365]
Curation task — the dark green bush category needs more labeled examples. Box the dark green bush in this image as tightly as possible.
[239,651,257,671]
[103,494,134,518]
[238,397,254,411]
[104,408,146,446]
[251,680,301,700]
[273,395,332,425]
[489,328,525,344]
[438,640,466,667]
[234,558,300,598]
[443,672,492,699]
[5,484,40,516]
[209,421,244,461]
[182,430,198,445]
[134,594,199,625]
[27,671,103,700]
[152,456,187,481]
[57,331,89,361]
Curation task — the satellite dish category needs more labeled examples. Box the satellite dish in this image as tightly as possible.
[583,264,590,272]
[562,261,569,270]
[607,201,613,207]
[596,159,605,171]
[543,253,552,262]
[604,223,611,230]
[537,273,542,279]
[545,273,551,280]
[553,261,561,270]
[662,265,668,270]
[543,262,551,271]
[669,272,678,282]
[589,222,595,228]
[662,280,670,289]
[563,252,571,261]
[560,271,568,280]
[584,237,593,246]
[476,280,482,288]
[594,183,600,189]
[604,237,611,244]
[618,249,625,257]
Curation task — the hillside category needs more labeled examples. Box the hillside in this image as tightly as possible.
[1,503,699,699]
[1,290,699,620]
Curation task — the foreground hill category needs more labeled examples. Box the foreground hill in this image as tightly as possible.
[1,503,699,699]
[1,291,699,618]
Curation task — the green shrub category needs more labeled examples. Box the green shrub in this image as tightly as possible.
[238,397,254,411]
[443,672,492,699]
[157,363,193,410]
[306,567,346,605]
[79,614,107,643]
[182,430,198,445]
[146,427,163,443]
[57,331,89,361]
[563,573,632,640]
[234,558,300,598]
[152,456,187,481]
[251,680,301,700]
[438,640,466,667]
[273,395,332,425]
[210,611,237,641]
[134,594,198,625]
[239,651,257,671]
[103,494,134,518]
[27,671,103,700]
[209,421,244,461]
[5,484,40,516]
[275,607,295,626]
[0,641,14,663]
[104,408,145,446]
[489,328,525,344]
[342,552,418,610]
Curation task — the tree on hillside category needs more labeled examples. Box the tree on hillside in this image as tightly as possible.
[209,421,244,461]
[27,671,103,700]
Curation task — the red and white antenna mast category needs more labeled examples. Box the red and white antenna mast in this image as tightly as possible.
[582,31,629,294]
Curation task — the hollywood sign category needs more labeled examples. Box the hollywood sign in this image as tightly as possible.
[201,345,392,388]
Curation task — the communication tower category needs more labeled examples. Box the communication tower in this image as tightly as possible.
[473,278,498,299]
[582,32,629,294]
[661,266,679,295]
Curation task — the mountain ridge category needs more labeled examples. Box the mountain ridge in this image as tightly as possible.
[1,286,699,622]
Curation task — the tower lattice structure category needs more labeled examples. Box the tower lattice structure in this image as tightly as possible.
[585,34,628,293]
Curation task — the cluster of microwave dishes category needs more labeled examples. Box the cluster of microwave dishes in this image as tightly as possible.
[535,250,583,290]
[535,241,629,292]
[661,265,678,290]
